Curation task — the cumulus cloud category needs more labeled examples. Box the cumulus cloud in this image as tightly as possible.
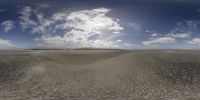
[143,37,176,45]
[19,7,125,49]
[1,20,15,32]
[188,38,200,45]
[0,39,17,49]
[54,7,123,34]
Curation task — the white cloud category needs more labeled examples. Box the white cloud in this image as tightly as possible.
[19,7,125,48]
[151,33,159,37]
[188,38,200,45]
[143,32,177,46]
[143,20,199,48]
[19,6,37,31]
[36,34,120,49]
[116,39,122,42]
[168,33,191,38]
[173,21,199,34]
[19,6,54,34]
[0,39,17,49]
[36,35,67,48]
[58,7,123,34]
[1,20,15,32]
[143,29,191,46]
[143,37,176,45]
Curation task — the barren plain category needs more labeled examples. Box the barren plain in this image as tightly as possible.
[0,50,200,100]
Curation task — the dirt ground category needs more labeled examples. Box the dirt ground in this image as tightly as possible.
[1,50,200,100]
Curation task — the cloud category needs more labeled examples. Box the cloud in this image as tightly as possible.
[150,33,160,37]
[19,7,125,48]
[35,3,51,8]
[167,33,191,38]
[19,6,54,34]
[54,7,123,34]
[172,21,200,34]
[143,37,176,45]
[0,38,17,49]
[143,21,194,47]
[188,38,200,45]
[36,34,120,49]
[143,33,190,46]
[19,6,37,31]
[1,20,15,32]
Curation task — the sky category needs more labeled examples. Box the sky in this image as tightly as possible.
[1,0,200,49]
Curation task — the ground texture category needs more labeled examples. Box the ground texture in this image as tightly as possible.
[0,50,200,100]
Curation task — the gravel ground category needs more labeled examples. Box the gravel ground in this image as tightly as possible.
[0,50,200,100]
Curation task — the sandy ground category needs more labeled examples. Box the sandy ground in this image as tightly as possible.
[0,50,200,100]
